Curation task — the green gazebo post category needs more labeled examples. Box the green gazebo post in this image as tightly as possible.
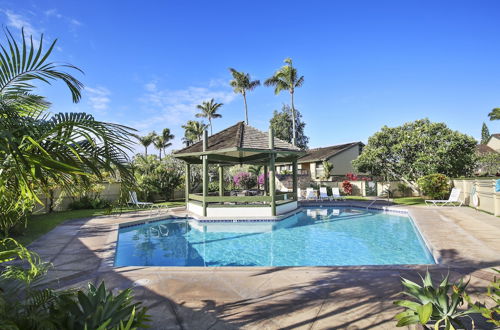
[218,165,224,197]
[202,130,208,217]
[185,163,190,205]
[269,128,276,216]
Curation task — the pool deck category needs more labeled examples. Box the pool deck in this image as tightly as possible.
[28,202,500,329]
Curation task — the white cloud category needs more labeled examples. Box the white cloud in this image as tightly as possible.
[44,8,82,27]
[86,86,111,113]
[3,10,40,38]
[44,9,62,18]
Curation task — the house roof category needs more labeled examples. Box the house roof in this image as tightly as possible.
[298,142,363,163]
[476,144,496,154]
[173,121,303,164]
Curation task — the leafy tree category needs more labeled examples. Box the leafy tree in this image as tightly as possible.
[265,58,304,146]
[195,98,223,136]
[229,68,260,124]
[182,120,207,146]
[481,123,491,144]
[135,132,157,155]
[322,161,334,180]
[477,152,500,175]
[269,104,309,149]
[489,108,500,120]
[153,128,174,160]
[416,173,450,199]
[352,119,477,191]
[0,29,135,236]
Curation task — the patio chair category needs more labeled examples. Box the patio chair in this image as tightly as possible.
[319,187,330,201]
[331,188,346,201]
[297,188,303,200]
[425,188,463,207]
[305,188,317,201]
[128,192,169,214]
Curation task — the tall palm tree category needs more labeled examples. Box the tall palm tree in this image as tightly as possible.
[229,68,260,124]
[135,132,157,156]
[181,120,207,146]
[195,99,223,135]
[153,128,174,159]
[264,58,304,146]
[489,108,500,120]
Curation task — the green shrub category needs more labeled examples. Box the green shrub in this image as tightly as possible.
[68,196,113,210]
[417,174,450,199]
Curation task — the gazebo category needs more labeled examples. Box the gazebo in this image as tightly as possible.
[173,122,305,218]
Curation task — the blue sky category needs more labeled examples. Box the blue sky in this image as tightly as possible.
[2,1,500,152]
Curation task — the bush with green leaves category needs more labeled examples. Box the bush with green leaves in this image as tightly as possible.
[417,174,450,199]
[394,270,476,329]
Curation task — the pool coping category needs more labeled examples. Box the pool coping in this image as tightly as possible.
[102,204,440,271]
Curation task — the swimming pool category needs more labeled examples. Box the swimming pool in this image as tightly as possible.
[114,207,435,267]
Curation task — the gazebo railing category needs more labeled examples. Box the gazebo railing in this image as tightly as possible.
[188,193,297,205]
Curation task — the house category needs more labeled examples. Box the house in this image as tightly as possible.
[276,142,364,181]
[477,134,500,154]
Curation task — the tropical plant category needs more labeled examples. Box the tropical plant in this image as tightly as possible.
[0,29,135,236]
[341,180,352,195]
[182,120,207,146]
[265,58,304,146]
[481,123,491,144]
[249,165,262,189]
[417,174,450,199]
[233,172,257,190]
[229,68,260,124]
[135,132,157,156]
[489,108,500,121]
[322,161,334,180]
[353,119,477,192]
[195,98,223,136]
[269,104,309,150]
[153,128,174,160]
[394,270,476,329]
[466,268,500,327]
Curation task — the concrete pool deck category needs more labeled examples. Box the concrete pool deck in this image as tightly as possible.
[28,203,500,329]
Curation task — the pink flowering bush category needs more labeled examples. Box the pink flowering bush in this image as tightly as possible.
[257,172,268,186]
[233,172,257,190]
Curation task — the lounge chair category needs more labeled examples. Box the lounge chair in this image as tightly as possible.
[425,188,463,207]
[331,188,346,201]
[319,187,330,201]
[297,188,303,200]
[305,187,317,201]
[128,192,169,214]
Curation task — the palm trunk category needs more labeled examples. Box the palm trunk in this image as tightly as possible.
[145,146,148,156]
[243,92,249,125]
[291,91,297,146]
[209,118,213,136]
[159,148,162,160]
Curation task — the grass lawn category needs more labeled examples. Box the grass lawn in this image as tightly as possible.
[13,201,185,246]
[344,196,369,201]
[392,197,426,205]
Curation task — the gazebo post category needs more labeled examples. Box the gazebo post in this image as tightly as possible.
[185,163,190,206]
[202,130,208,217]
[263,165,268,196]
[218,165,224,197]
[292,160,298,200]
[269,128,276,216]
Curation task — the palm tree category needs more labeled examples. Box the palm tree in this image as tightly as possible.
[264,58,304,146]
[195,99,223,135]
[181,120,207,146]
[135,132,157,156]
[489,108,500,120]
[153,128,174,159]
[0,28,135,236]
[229,68,260,124]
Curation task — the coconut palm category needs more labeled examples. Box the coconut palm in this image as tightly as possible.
[0,28,135,235]
[195,99,223,136]
[135,132,157,156]
[264,58,304,146]
[229,68,260,124]
[181,120,207,146]
[489,108,500,120]
[153,128,174,159]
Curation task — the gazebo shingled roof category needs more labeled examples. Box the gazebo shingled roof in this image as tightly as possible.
[173,121,304,165]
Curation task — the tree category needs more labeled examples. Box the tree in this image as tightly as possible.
[322,161,334,180]
[264,58,304,146]
[489,108,500,120]
[269,104,309,149]
[477,152,500,175]
[135,132,157,155]
[0,29,135,236]
[181,120,207,146]
[352,119,477,191]
[153,128,174,160]
[195,98,223,136]
[249,165,262,189]
[481,123,491,144]
[229,68,260,124]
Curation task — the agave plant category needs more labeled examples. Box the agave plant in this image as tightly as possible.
[394,270,477,329]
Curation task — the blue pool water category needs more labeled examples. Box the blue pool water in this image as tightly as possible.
[114,207,435,267]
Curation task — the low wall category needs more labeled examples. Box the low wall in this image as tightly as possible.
[452,179,500,216]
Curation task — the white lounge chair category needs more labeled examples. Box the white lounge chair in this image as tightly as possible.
[425,188,463,207]
[319,187,330,201]
[297,188,303,200]
[331,188,346,201]
[128,192,169,214]
[305,188,317,201]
